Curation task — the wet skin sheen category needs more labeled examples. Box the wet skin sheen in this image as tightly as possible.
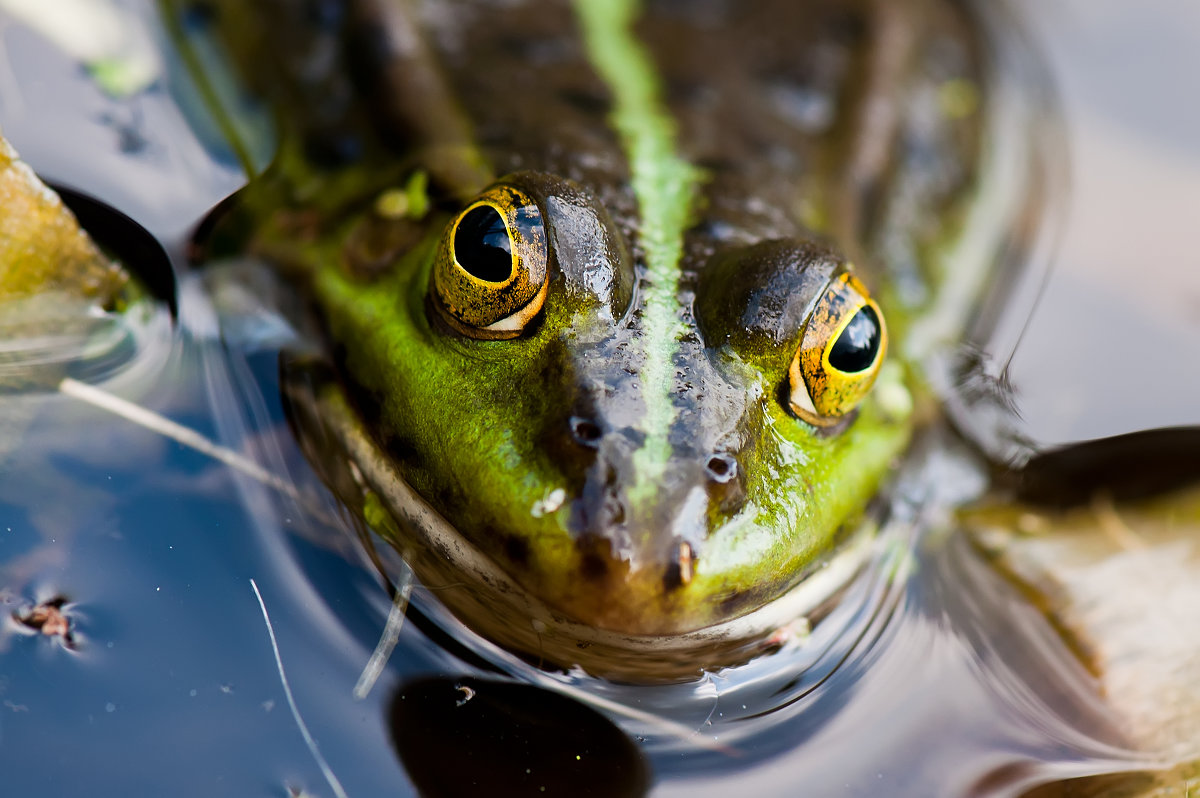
[206,0,985,675]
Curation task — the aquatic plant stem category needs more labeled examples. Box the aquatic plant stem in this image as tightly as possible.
[353,564,414,699]
[58,376,337,525]
[251,578,350,798]
[156,0,257,178]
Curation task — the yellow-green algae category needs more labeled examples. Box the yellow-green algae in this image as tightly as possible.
[0,132,126,303]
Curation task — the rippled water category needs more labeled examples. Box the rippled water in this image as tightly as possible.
[1,1,1197,796]
[0,320,1147,796]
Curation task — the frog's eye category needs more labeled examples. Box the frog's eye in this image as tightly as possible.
[787,272,887,426]
[431,185,549,339]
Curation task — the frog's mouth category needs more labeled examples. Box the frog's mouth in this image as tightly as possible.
[315,385,876,681]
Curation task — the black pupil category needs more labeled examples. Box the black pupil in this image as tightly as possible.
[455,205,513,282]
[828,305,881,373]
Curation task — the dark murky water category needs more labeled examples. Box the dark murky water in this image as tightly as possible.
[1,2,1198,796]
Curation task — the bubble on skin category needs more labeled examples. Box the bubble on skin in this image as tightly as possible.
[531,488,567,518]
[874,362,913,422]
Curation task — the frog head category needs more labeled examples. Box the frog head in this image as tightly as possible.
[316,170,910,653]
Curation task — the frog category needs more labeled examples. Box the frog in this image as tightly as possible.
[182,0,991,679]
[9,1,1200,794]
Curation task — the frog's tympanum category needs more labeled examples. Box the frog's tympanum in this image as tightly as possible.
[205,0,984,677]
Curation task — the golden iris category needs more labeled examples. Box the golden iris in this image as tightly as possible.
[431,184,549,339]
[788,272,887,426]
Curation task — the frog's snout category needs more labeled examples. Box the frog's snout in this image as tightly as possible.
[562,416,747,588]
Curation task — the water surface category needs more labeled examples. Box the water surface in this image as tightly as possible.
[1,2,1198,795]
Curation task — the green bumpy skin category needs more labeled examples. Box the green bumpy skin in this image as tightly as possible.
[312,173,912,635]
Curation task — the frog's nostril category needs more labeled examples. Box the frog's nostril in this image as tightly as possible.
[663,540,695,591]
[569,416,603,448]
[705,453,738,483]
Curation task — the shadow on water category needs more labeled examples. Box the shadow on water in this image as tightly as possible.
[56,186,179,315]
[2,1,1200,796]
[388,677,649,797]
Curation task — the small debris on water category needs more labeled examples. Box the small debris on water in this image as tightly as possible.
[15,596,75,647]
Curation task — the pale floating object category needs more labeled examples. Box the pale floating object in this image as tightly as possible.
[0,132,125,302]
[0,0,161,97]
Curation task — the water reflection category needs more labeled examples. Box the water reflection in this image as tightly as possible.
[980,0,1200,445]
[0,270,1160,796]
